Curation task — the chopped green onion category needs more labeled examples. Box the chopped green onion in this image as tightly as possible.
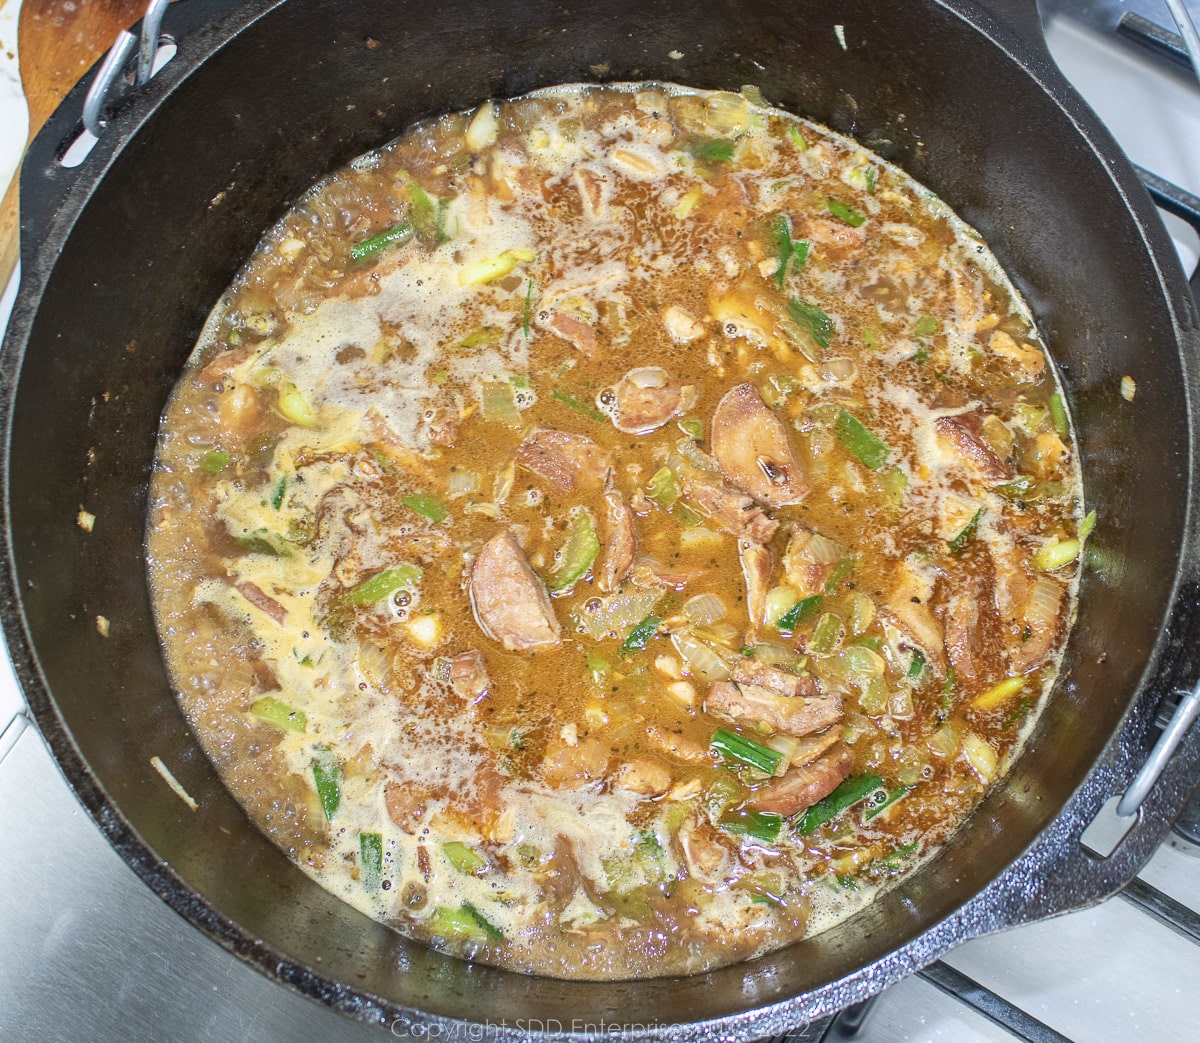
[443,840,487,876]
[949,508,984,553]
[787,297,834,349]
[646,466,680,508]
[913,315,939,338]
[771,215,809,288]
[200,449,230,474]
[825,197,866,227]
[523,279,535,340]
[481,381,522,427]
[864,786,911,821]
[345,563,423,606]
[312,750,341,822]
[863,328,879,351]
[435,198,452,243]
[787,124,809,150]
[1032,538,1081,571]
[939,667,956,721]
[907,648,926,680]
[401,492,450,524]
[550,389,606,422]
[796,773,884,834]
[823,558,856,594]
[720,809,784,843]
[586,653,610,684]
[455,326,502,351]
[808,612,844,654]
[678,417,704,440]
[250,696,307,733]
[1049,392,1070,439]
[407,183,439,241]
[994,475,1038,499]
[350,221,415,263]
[1079,509,1097,540]
[835,409,890,470]
[777,594,822,632]
[711,728,784,775]
[685,138,736,162]
[236,528,294,557]
[620,614,662,654]
[359,831,383,889]
[461,902,504,940]
[547,507,600,592]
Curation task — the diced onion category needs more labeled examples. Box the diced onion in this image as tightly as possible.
[764,733,801,776]
[927,723,961,759]
[848,592,875,635]
[763,586,800,628]
[820,357,857,383]
[447,469,480,499]
[802,533,842,565]
[682,593,727,626]
[670,630,731,682]
[962,732,999,782]
[888,688,914,720]
[465,101,499,151]
[574,589,663,640]
[843,644,885,679]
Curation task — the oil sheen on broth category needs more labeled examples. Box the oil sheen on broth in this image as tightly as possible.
[148,84,1085,980]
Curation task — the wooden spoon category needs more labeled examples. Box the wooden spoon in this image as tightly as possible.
[0,0,149,289]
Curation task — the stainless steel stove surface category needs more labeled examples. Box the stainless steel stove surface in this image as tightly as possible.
[2,2,1200,1040]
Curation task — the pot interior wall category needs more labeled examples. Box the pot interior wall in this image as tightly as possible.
[6,0,1190,1027]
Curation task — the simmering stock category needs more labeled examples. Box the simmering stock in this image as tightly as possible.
[148,84,1086,979]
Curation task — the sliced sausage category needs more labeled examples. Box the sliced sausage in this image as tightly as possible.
[516,429,613,492]
[935,415,1012,483]
[745,744,856,816]
[448,649,490,700]
[598,491,636,593]
[598,367,695,435]
[679,473,778,543]
[705,679,842,737]
[469,531,561,651]
[739,540,772,635]
[711,383,807,508]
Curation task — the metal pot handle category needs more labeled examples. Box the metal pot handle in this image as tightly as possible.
[1138,166,1200,305]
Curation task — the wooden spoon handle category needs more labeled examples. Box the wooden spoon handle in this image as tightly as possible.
[1,0,149,290]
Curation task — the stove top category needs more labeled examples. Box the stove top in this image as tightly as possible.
[1,2,1199,1040]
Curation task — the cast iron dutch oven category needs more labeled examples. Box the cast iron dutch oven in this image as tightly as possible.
[4,0,1200,1037]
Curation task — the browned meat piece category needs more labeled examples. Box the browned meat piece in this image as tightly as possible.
[739,540,772,637]
[935,415,1012,483]
[548,311,600,355]
[598,367,695,435]
[386,781,432,834]
[469,531,561,651]
[1009,576,1065,674]
[516,429,613,492]
[646,724,712,763]
[730,659,822,698]
[711,383,808,508]
[540,732,611,789]
[613,758,673,797]
[781,527,839,597]
[448,649,490,700]
[598,491,636,593]
[800,216,867,258]
[574,168,606,218]
[880,558,947,672]
[680,822,735,884]
[746,744,856,815]
[706,679,842,737]
[250,659,281,692]
[417,405,461,448]
[679,473,778,543]
[197,345,253,385]
[943,583,982,685]
[235,581,287,624]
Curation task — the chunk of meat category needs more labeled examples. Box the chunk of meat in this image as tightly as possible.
[989,330,1045,382]
[598,367,696,435]
[739,540,772,636]
[547,311,600,355]
[745,744,856,816]
[935,415,1012,483]
[679,473,778,543]
[706,679,843,737]
[879,558,947,672]
[801,216,867,257]
[1009,576,1065,674]
[598,492,637,593]
[417,405,461,448]
[516,429,613,492]
[646,724,712,763]
[386,780,433,834]
[788,727,842,769]
[943,582,982,685]
[680,822,735,885]
[235,581,287,625]
[662,305,705,343]
[448,649,490,700]
[730,659,822,699]
[469,531,561,651]
[613,758,673,798]
[781,527,840,596]
[711,384,808,508]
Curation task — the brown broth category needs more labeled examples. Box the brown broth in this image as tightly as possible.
[147,84,1083,979]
